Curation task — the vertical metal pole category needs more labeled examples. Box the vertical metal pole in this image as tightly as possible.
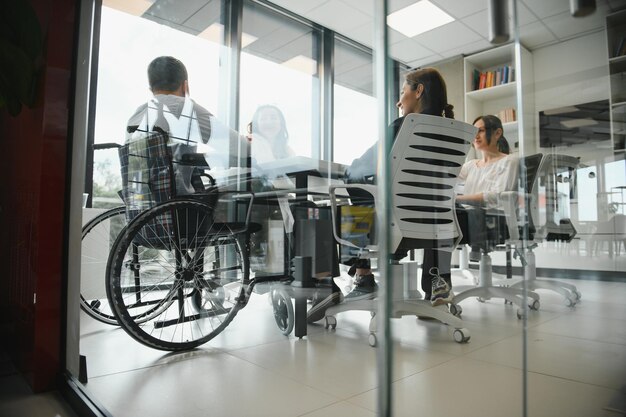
[512,1,528,416]
[83,0,102,208]
[221,0,242,132]
[67,0,100,378]
[374,1,393,416]
[221,0,244,260]
[320,29,334,163]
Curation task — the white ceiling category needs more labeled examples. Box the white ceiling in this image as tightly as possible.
[269,0,626,67]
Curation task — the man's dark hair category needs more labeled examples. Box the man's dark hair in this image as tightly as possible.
[147,56,188,92]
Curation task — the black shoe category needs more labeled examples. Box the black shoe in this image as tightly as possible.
[345,273,378,301]
[307,291,343,323]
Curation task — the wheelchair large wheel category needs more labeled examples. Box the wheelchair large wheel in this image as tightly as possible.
[80,206,126,325]
[107,199,250,351]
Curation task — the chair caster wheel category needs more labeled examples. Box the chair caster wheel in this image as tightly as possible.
[368,333,377,347]
[529,300,540,310]
[565,297,576,307]
[325,316,337,330]
[449,304,462,317]
[453,328,470,343]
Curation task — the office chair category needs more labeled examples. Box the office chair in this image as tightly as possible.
[449,154,543,319]
[324,113,475,346]
[504,153,581,306]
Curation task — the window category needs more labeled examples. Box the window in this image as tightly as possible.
[91,3,223,206]
[332,39,377,165]
[577,165,598,221]
[239,1,319,161]
[605,158,626,216]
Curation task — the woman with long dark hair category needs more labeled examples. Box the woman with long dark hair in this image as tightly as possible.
[308,67,457,321]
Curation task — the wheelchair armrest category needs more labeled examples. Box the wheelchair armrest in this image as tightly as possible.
[180,153,210,167]
[328,184,378,251]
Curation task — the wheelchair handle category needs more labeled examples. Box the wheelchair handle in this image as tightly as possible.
[93,143,122,150]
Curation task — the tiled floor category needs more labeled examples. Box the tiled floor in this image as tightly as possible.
[74,270,626,417]
[0,350,78,417]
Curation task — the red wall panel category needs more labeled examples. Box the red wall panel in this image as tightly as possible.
[0,0,78,392]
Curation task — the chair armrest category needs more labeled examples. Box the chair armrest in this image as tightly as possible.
[328,184,378,250]
[179,152,210,167]
[499,191,520,242]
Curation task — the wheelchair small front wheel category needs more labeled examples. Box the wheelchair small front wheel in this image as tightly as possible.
[270,288,294,336]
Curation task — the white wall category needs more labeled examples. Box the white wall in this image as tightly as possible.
[433,56,465,121]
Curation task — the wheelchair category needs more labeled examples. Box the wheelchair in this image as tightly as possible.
[81,128,285,352]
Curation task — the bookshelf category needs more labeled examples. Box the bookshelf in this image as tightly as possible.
[607,9,626,152]
[464,43,535,152]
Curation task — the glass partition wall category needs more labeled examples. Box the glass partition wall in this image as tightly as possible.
[69,1,625,416]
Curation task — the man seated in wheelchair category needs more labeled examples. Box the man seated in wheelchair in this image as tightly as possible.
[125,56,245,195]
[122,56,257,249]
[121,56,292,254]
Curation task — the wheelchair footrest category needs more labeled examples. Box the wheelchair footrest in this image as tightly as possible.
[153,308,232,329]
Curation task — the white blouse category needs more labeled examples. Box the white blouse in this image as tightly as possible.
[457,154,519,209]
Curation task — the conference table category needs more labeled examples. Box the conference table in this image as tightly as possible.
[222,156,349,338]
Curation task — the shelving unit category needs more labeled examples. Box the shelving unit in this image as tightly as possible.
[607,9,626,152]
[464,43,535,153]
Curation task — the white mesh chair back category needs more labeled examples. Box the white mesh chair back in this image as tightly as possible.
[389,114,474,252]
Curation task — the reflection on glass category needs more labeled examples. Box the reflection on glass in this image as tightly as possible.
[239,1,317,160]
[74,2,626,417]
[238,1,320,276]
[247,104,295,164]
[333,39,377,165]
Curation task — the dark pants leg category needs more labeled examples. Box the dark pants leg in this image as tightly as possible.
[419,205,475,296]
[420,249,452,297]
[420,204,510,296]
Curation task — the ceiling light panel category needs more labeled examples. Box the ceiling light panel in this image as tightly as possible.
[387,0,455,38]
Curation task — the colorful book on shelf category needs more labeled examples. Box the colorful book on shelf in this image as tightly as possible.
[472,65,515,91]
[496,108,516,123]
[473,69,480,90]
